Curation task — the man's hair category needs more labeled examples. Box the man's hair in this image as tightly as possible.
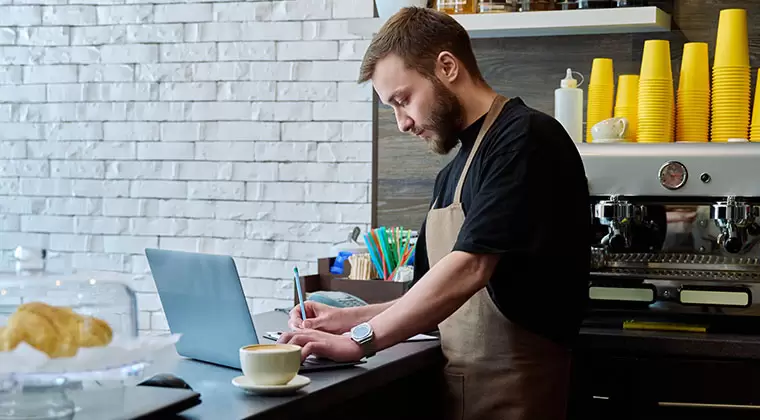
[358,7,484,84]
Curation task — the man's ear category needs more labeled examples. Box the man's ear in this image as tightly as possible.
[436,51,459,83]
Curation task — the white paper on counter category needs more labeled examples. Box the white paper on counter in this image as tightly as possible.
[405,334,438,342]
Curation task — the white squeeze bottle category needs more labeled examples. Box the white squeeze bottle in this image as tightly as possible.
[554,68,584,144]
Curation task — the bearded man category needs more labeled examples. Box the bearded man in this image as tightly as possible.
[279,7,591,420]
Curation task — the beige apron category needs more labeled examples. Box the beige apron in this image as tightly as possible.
[426,95,572,420]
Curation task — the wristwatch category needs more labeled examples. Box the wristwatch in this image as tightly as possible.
[349,322,376,358]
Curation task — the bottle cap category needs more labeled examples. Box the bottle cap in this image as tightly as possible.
[561,68,578,88]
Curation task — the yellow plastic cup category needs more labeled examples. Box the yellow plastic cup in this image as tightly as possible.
[638,122,674,130]
[639,119,673,125]
[639,84,674,97]
[712,129,749,135]
[639,89,675,95]
[677,97,710,105]
[712,85,751,93]
[713,88,749,93]
[712,123,749,130]
[678,90,710,96]
[639,99,674,105]
[639,103,673,110]
[712,103,750,109]
[714,9,750,68]
[712,67,751,74]
[639,112,673,119]
[639,104,674,111]
[712,112,750,118]
[713,102,750,109]
[677,116,710,123]
[677,113,710,119]
[750,70,760,134]
[712,122,750,129]
[588,85,614,97]
[639,102,674,109]
[678,96,710,105]
[677,129,709,134]
[679,42,710,91]
[639,79,674,87]
[614,75,639,109]
[639,95,675,102]
[712,93,751,100]
[589,58,614,86]
[677,102,709,141]
[750,128,760,142]
[639,118,673,125]
[712,85,751,92]
[712,73,751,81]
[640,40,673,80]
[712,75,751,82]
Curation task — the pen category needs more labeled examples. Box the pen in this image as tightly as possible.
[294,267,307,322]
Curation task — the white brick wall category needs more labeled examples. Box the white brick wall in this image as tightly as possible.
[0,0,374,334]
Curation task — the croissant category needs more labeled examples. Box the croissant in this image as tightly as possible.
[0,302,113,358]
[78,315,113,348]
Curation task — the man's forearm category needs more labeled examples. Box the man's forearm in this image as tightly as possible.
[346,299,397,324]
[368,251,498,351]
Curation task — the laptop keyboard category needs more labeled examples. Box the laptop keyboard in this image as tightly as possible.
[302,358,323,367]
[302,355,332,366]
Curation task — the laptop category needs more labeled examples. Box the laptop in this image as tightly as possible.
[144,248,363,372]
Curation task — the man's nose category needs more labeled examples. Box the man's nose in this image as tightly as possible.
[395,109,413,132]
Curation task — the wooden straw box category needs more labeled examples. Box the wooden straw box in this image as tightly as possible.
[294,257,412,305]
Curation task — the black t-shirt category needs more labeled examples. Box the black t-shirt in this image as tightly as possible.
[412,97,590,347]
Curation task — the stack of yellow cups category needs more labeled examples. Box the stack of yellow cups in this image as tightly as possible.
[711,8,751,142]
[586,58,614,143]
[638,40,674,143]
[676,42,710,142]
[751,70,760,142]
[614,75,639,141]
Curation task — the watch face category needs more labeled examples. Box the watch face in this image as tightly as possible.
[353,323,371,339]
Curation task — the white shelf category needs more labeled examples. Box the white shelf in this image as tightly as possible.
[347,6,671,39]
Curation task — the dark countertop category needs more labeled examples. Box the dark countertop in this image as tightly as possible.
[173,311,443,420]
[579,326,760,360]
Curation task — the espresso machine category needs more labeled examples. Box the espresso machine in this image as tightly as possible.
[581,142,760,333]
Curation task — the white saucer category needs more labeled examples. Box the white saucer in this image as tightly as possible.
[231,375,311,396]
[591,138,628,143]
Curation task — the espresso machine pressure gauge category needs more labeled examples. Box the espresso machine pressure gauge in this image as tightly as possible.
[658,161,688,190]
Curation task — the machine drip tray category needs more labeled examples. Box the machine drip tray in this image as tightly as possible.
[582,312,760,336]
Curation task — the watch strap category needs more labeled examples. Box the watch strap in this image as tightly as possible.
[358,338,376,358]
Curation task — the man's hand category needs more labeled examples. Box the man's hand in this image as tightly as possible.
[277,329,364,363]
[667,210,698,223]
[287,301,355,334]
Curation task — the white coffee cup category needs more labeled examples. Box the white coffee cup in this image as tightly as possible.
[591,117,628,142]
[239,344,302,386]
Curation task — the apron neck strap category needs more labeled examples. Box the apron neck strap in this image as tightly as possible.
[453,94,508,204]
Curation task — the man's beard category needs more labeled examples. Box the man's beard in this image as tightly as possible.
[423,79,464,155]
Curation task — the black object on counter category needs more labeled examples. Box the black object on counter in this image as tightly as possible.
[139,373,194,391]
[519,0,556,11]
[578,0,612,8]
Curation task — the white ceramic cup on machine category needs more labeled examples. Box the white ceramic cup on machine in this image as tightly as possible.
[591,117,629,143]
